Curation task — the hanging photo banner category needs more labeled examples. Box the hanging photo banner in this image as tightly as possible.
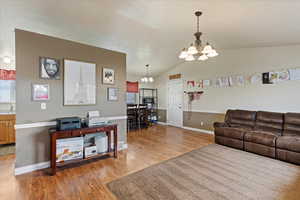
[203,80,211,87]
[236,75,245,86]
[288,68,300,80]
[196,80,203,88]
[221,77,230,87]
[187,80,195,89]
[277,70,290,82]
[250,73,262,84]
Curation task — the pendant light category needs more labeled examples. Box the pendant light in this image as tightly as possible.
[141,64,154,83]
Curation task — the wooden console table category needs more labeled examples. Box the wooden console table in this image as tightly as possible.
[50,124,118,175]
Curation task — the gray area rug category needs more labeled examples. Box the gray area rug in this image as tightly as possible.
[107,144,300,200]
[0,144,15,156]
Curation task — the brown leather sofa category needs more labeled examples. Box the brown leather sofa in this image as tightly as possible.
[214,110,300,165]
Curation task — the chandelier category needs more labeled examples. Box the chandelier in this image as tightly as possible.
[179,11,219,61]
[141,64,154,83]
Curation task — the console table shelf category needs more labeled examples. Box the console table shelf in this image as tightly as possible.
[50,124,118,175]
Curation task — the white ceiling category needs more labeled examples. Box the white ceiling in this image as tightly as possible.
[1,0,300,75]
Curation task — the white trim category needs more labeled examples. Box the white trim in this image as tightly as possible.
[15,141,128,175]
[15,161,50,176]
[15,115,127,130]
[157,121,167,125]
[183,109,224,114]
[182,126,214,135]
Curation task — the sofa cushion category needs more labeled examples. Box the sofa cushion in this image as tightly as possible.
[254,111,283,136]
[276,136,300,153]
[283,113,300,137]
[226,110,256,129]
[214,127,245,140]
[244,131,278,147]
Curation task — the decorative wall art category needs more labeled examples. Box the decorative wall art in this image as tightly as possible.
[262,72,271,84]
[32,84,50,101]
[103,68,115,84]
[64,59,96,105]
[288,68,300,80]
[250,73,262,84]
[40,57,60,79]
[107,87,118,101]
[277,70,290,82]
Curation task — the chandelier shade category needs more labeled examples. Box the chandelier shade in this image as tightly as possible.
[187,44,198,55]
[178,48,188,59]
[179,11,219,62]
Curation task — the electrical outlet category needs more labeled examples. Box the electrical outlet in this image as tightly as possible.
[41,103,47,110]
[200,121,204,126]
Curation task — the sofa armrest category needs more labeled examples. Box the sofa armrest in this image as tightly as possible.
[213,122,229,128]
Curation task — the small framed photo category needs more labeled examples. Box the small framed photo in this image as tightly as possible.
[40,57,60,79]
[103,68,115,84]
[32,84,50,101]
[107,87,118,101]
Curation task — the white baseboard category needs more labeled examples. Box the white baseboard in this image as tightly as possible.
[15,142,128,176]
[157,121,167,125]
[182,126,214,135]
[15,161,50,176]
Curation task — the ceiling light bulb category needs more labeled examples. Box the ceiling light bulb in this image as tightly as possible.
[202,43,214,54]
[179,48,188,59]
[185,54,195,61]
[198,54,208,61]
[144,77,149,82]
[3,56,11,64]
[187,44,198,55]
[207,50,219,57]
[149,77,154,82]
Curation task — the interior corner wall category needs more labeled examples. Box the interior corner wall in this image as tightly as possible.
[15,29,127,168]
[155,44,300,130]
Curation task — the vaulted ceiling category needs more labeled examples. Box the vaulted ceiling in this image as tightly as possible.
[1,0,300,75]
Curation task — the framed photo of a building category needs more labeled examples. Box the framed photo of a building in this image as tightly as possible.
[32,84,50,101]
[64,59,96,105]
[40,57,60,79]
[103,68,115,85]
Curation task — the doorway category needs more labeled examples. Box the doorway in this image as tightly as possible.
[167,79,183,127]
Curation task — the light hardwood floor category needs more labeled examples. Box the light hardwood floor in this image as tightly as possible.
[0,125,214,200]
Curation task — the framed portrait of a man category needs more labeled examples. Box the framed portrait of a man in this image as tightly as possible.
[103,68,115,84]
[40,57,60,79]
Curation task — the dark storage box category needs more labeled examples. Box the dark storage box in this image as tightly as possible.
[56,117,81,131]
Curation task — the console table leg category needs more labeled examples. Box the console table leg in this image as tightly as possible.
[51,134,57,175]
[114,127,118,158]
[107,131,111,153]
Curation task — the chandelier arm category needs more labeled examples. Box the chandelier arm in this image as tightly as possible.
[197,14,199,33]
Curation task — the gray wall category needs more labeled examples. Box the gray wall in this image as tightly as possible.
[15,29,127,168]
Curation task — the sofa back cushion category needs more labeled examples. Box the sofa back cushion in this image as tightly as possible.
[226,110,256,129]
[255,111,283,136]
[283,113,300,136]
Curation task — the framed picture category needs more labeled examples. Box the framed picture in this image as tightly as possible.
[40,57,60,79]
[32,84,50,101]
[107,87,118,101]
[103,68,115,84]
[64,59,96,105]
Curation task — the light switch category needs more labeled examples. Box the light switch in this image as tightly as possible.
[41,103,47,110]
